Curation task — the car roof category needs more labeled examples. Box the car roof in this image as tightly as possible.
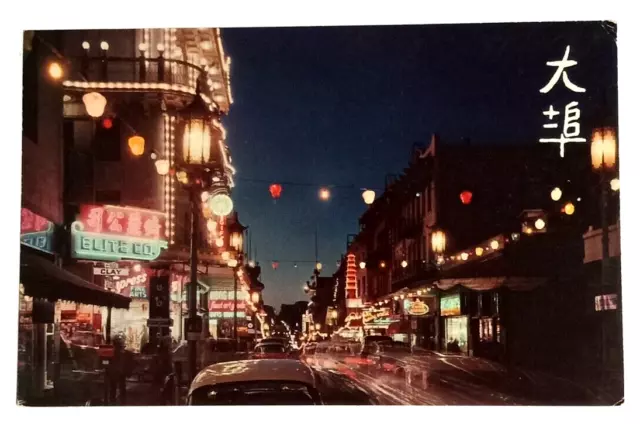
[189,360,315,395]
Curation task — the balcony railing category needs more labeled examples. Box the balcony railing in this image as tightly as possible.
[63,56,217,105]
[391,260,436,286]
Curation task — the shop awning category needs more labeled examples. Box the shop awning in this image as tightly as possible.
[20,246,131,309]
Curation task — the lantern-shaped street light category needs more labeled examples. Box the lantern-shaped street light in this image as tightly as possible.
[591,127,617,172]
[175,82,228,384]
[590,126,617,275]
[227,217,246,253]
[431,230,446,254]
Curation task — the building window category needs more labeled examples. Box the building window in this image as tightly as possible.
[479,317,494,342]
[94,119,121,161]
[95,190,121,204]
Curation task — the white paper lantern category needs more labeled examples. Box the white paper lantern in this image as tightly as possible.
[362,190,375,205]
[82,92,107,118]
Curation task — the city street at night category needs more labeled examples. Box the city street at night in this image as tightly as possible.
[14,17,625,409]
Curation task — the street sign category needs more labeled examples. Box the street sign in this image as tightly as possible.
[147,318,173,327]
[94,267,130,276]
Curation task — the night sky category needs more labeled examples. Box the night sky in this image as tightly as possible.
[221,22,617,309]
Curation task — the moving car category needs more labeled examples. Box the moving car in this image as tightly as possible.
[251,342,289,360]
[187,359,378,405]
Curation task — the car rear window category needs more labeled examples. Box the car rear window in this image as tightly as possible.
[190,381,318,405]
[257,344,285,354]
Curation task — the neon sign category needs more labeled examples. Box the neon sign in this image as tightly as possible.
[71,205,168,261]
[21,208,55,254]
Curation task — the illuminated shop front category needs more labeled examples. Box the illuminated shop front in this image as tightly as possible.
[208,289,248,339]
[69,204,169,351]
[440,293,469,354]
[402,296,438,349]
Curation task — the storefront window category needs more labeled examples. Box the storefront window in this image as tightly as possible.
[445,316,468,354]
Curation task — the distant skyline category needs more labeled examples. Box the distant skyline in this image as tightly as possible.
[221,22,617,307]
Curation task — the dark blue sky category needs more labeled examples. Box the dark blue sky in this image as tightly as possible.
[221,22,617,309]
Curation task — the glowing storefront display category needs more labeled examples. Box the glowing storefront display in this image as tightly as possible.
[71,205,168,261]
[440,294,461,317]
[445,316,468,354]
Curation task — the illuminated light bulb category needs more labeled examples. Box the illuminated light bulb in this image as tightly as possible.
[564,202,575,216]
[228,259,238,268]
[215,239,224,248]
[138,42,147,52]
[63,95,71,102]
[461,252,469,261]
[249,261,256,267]
[201,191,211,202]
[550,187,562,201]
[100,41,109,51]
[490,240,500,250]
[221,251,230,261]
[82,41,90,50]
[417,290,422,296]
[400,294,405,300]
[525,227,533,234]
[534,218,546,230]
[610,178,620,191]
[393,296,399,301]
[359,261,366,269]
[401,260,408,268]
[475,247,484,256]
[316,262,322,271]
[206,220,217,232]
[380,261,386,268]
[47,62,63,80]
[319,187,330,201]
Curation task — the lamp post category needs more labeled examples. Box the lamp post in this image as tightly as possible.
[590,126,617,380]
[172,80,228,384]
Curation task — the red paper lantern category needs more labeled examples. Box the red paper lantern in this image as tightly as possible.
[460,190,473,205]
[102,118,113,129]
[272,261,279,270]
[269,184,282,199]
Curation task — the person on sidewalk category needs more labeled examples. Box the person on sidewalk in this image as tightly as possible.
[108,336,127,405]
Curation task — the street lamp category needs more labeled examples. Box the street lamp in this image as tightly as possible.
[591,126,617,378]
[174,81,226,383]
[431,230,446,254]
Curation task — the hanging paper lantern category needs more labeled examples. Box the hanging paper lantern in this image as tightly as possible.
[154,159,170,175]
[272,261,279,270]
[128,135,145,156]
[460,190,473,205]
[269,184,282,199]
[319,188,330,201]
[362,190,375,205]
[83,92,107,118]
